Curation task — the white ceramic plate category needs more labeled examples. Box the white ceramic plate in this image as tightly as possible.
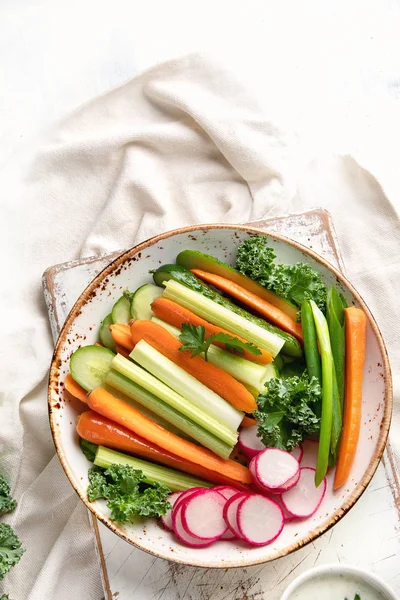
[48,224,392,568]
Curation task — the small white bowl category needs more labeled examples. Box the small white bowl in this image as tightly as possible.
[280,564,398,600]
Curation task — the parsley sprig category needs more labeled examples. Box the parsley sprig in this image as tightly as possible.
[178,323,261,361]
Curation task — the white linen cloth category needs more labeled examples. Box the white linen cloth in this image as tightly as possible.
[0,54,399,599]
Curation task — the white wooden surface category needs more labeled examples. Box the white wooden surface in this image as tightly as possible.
[44,211,400,600]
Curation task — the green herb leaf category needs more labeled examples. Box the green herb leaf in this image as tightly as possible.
[236,236,327,312]
[0,523,24,581]
[0,474,17,516]
[87,465,171,523]
[178,323,261,361]
[79,438,98,463]
[255,373,321,451]
[0,594,11,600]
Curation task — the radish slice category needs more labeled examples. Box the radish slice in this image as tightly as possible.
[281,467,326,518]
[212,486,241,500]
[220,528,236,540]
[181,490,227,541]
[237,494,284,546]
[172,487,206,515]
[253,448,299,490]
[172,504,215,547]
[160,492,182,532]
[223,493,247,538]
[300,439,319,468]
[290,444,303,462]
[238,426,265,458]
[269,469,301,494]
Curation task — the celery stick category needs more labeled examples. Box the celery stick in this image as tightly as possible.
[151,316,275,393]
[94,446,211,491]
[112,353,238,447]
[162,280,285,357]
[130,340,242,441]
[310,300,333,487]
[105,370,232,458]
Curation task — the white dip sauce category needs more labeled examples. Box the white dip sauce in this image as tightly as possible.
[289,573,389,600]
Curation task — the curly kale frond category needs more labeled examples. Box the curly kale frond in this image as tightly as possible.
[0,474,16,516]
[0,523,24,581]
[87,465,171,523]
[255,374,321,451]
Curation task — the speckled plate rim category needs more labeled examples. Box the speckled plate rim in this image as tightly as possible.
[48,223,393,569]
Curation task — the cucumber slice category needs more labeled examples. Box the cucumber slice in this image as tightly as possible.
[99,313,116,351]
[70,345,115,392]
[130,284,162,320]
[111,296,131,324]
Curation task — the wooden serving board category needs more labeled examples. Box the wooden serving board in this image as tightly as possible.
[43,209,400,600]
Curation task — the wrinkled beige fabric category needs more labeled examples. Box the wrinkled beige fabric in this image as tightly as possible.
[1,54,398,599]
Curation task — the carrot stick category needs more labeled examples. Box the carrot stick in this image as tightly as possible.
[334,307,367,490]
[65,373,87,403]
[77,410,248,490]
[110,323,134,351]
[131,320,256,413]
[191,269,303,343]
[151,297,272,365]
[115,344,131,359]
[87,387,252,483]
[241,416,257,427]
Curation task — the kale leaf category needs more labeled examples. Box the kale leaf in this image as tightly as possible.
[87,465,171,523]
[255,373,321,451]
[0,524,24,581]
[0,474,16,516]
[236,236,327,312]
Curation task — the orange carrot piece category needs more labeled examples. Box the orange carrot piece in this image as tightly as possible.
[110,323,134,351]
[151,297,272,365]
[241,416,257,427]
[131,320,256,413]
[115,344,131,359]
[87,387,252,484]
[191,269,303,343]
[77,410,248,490]
[65,373,87,403]
[334,307,367,490]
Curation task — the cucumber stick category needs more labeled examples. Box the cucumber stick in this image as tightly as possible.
[111,296,131,324]
[94,446,211,491]
[151,316,276,393]
[153,264,301,357]
[99,314,116,351]
[105,370,231,457]
[162,279,285,357]
[112,353,239,447]
[70,345,115,392]
[130,284,162,320]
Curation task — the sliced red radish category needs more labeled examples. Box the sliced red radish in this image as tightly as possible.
[181,489,227,541]
[223,492,247,539]
[290,444,303,462]
[172,487,206,515]
[238,426,265,458]
[269,469,301,494]
[281,467,326,518]
[212,486,241,500]
[300,439,319,468]
[237,494,284,546]
[252,448,299,490]
[274,496,298,522]
[160,492,182,532]
[172,503,215,547]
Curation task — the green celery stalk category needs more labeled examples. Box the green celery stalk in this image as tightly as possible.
[112,353,238,447]
[162,279,285,357]
[151,316,276,393]
[94,446,211,491]
[105,370,232,458]
[330,363,342,463]
[310,300,334,487]
[130,340,241,444]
